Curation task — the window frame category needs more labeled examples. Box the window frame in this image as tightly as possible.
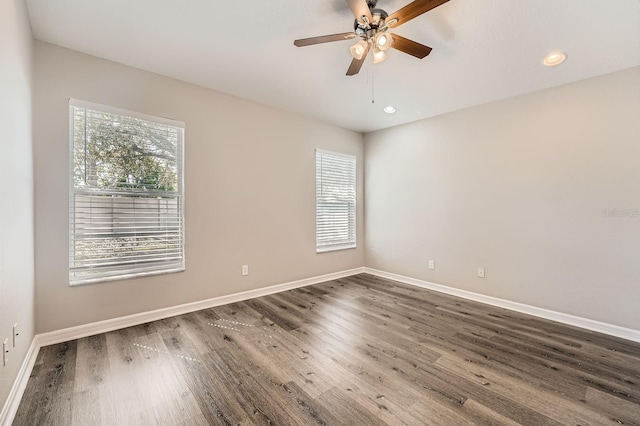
[68,99,185,285]
[315,149,357,253]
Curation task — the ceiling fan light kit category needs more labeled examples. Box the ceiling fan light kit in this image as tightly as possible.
[373,47,388,63]
[350,40,369,60]
[375,32,393,51]
[294,0,449,76]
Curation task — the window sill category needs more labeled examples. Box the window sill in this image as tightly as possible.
[70,266,185,287]
[316,244,357,254]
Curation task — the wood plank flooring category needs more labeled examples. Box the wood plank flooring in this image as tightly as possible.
[13,274,640,425]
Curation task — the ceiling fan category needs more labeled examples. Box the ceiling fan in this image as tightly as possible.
[294,0,449,76]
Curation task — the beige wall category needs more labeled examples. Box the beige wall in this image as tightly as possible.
[34,41,364,333]
[26,29,640,345]
[0,0,35,414]
[365,67,640,330]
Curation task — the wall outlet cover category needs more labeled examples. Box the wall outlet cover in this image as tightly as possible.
[2,338,8,366]
[13,323,19,347]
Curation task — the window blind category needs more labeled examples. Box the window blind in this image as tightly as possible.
[316,149,356,252]
[69,99,185,285]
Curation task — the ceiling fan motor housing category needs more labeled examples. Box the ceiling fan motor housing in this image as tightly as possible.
[354,8,389,33]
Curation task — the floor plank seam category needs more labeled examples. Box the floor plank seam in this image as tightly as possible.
[132,342,200,363]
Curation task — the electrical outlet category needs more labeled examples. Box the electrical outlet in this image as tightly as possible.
[477,267,485,278]
[13,323,18,348]
[242,265,249,276]
[2,338,8,366]
[428,260,435,270]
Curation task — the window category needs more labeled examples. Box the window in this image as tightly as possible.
[315,149,356,252]
[69,99,185,285]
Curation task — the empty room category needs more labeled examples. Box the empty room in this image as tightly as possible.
[1,0,639,424]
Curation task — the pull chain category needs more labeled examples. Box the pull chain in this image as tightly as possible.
[371,50,375,104]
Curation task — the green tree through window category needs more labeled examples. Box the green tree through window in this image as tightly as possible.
[70,101,185,285]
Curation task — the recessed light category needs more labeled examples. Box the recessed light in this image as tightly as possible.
[542,51,567,67]
[383,105,396,114]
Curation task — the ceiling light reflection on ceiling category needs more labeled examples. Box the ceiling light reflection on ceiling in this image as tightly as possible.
[542,51,567,67]
[350,40,368,60]
[383,105,396,114]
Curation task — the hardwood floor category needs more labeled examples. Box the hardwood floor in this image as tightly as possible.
[13,274,640,425]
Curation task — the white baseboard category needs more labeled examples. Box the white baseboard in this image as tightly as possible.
[0,267,364,426]
[4,266,637,425]
[364,268,640,343]
[0,339,39,426]
[37,267,365,347]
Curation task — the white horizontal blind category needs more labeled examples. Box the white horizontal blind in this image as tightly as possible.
[69,99,185,285]
[316,149,356,252]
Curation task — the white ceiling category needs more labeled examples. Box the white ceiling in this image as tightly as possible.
[26,0,640,133]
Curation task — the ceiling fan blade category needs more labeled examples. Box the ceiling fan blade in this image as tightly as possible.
[387,0,449,28]
[294,32,357,47]
[346,0,373,25]
[390,34,432,59]
[346,44,370,76]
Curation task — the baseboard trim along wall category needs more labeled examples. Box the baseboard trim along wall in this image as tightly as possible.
[0,267,365,426]
[4,266,639,425]
[38,267,366,347]
[364,268,640,343]
[0,339,39,426]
